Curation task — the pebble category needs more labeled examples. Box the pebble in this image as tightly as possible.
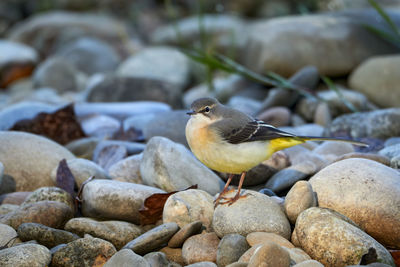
[0,204,19,215]
[285,247,312,264]
[182,232,220,265]
[22,186,75,211]
[140,137,223,195]
[51,237,117,267]
[284,181,317,224]
[312,141,355,158]
[65,137,100,159]
[227,162,277,187]
[0,243,51,267]
[143,110,189,146]
[80,114,121,138]
[82,179,164,224]
[104,249,150,267]
[160,246,185,266]
[0,192,31,205]
[216,234,250,267]
[257,107,291,127]
[17,222,79,248]
[246,232,295,248]
[212,190,291,239]
[379,143,400,160]
[51,158,110,188]
[0,131,75,191]
[248,241,290,267]
[186,262,217,267]
[144,252,175,267]
[168,220,203,248]
[109,153,143,184]
[294,207,395,267]
[265,161,317,192]
[0,223,18,248]
[314,101,332,126]
[325,108,400,139]
[117,46,192,91]
[123,222,179,255]
[332,152,391,166]
[163,189,214,231]
[227,96,262,116]
[384,137,400,147]
[0,201,73,229]
[65,217,143,249]
[292,260,324,267]
[309,158,400,248]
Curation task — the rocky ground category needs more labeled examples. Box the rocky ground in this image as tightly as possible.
[0,1,400,267]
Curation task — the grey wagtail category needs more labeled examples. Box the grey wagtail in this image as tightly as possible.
[185,97,368,206]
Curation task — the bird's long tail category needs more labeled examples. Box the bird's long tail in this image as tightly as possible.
[298,136,369,147]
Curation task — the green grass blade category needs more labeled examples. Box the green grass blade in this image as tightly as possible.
[321,76,359,113]
[368,0,400,36]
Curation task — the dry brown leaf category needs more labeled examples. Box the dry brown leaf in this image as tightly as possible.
[10,104,86,145]
[56,159,76,198]
[139,185,198,225]
[389,250,400,267]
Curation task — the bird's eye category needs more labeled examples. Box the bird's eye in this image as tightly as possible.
[204,106,210,113]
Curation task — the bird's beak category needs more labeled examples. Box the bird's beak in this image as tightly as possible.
[186,110,196,115]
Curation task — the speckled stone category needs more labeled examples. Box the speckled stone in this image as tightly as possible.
[17,222,79,248]
[51,237,116,267]
[0,243,51,267]
[0,223,18,248]
[0,204,19,215]
[22,187,75,211]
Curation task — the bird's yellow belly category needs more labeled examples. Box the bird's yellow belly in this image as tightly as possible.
[186,122,270,174]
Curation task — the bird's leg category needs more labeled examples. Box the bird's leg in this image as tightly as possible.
[221,171,248,206]
[214,173,234,206]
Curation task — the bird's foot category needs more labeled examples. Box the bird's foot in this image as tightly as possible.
[218,192,248,206]
[213,188,235,207]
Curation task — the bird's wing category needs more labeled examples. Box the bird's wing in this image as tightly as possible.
[212,119,296,144]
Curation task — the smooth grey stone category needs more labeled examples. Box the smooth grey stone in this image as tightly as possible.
[384,137,400,147]
[123,222,179,255]
[93,140,145,160]
[226,96,262,116]
[57,37,121,75]
[65,137,100,159]
[0,161,3,187]
[123,113,157,133]
[0,101,58,130]
[217,234,250,267]
[104,249,150,267]
[0,243,51,267]
[80,114,121,138]
[168,221,203,248]
[379,143,400,159]
[0,40,38,68]
[17,222,79,248]
[140,136,223,195]
[310,158,400,249]
[108,153,143,184]
[284,181,317,224]
[74,101,171,120]
[144,251,172,267]
[82,179,164,224]
[0,223,17,248]
[186,262,217,267]
[0,131,75,191]
[294,207,395,267]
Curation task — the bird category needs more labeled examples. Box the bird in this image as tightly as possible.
[185,97,368,206]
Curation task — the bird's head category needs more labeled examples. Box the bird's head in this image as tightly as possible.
[187,97,221,120]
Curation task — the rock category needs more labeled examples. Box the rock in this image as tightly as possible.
[212,190,291,239]
[93,141,145,163]
[51,237,116,267]
[65,217,143,249]
[143,110,189,146]
[285,247,311,264]
[86,74,182,108]
[0,204,18,215]
[74,101,171,120]
[144,252,173,267]
[0,192,31,205]
[0,223,17,248]
[248,241,291,267]
[123,113,157,134]
[109,154,142,184]
[151,15,247,53]
[186,262,217,267]
[226,96,262,116]
[0,243,51,267]
[257,107,291,127]
[265,161,318,192]
[258,66,319,111]
[104,249,150,267]
[33,57,86,93]
[244,13,398,77]
[51,158,110,188]
[17,223,79,248]
[22,187,75,211]
[65,137,100,159]
[217,234,250,267]
[159,246,185,266]
[284,181,317,224]
[163,190,214,231]
[0,40,38,88]
[168,220,203,248]
[292,260,324,267]
[123,222,179,255]
[57,37,121,75]
[313,141,355,159]
[325,108,400,139]
[94,144,127,172]
[333,152,391,166]
[385,137,400,147]
[246,232,295,248]
[294,207,395,267]
[117,46,191,91]
[182,233,220,265]
[0,131,75,191]
[0,201,73,229]
[80,114,121,138]
[350,54,400,108]
[379,143,400,160]
[314,102,332,126]
[140,137,223,195]
[82,179,164,224]
[309,158,400,248]
[7,11,132,57]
